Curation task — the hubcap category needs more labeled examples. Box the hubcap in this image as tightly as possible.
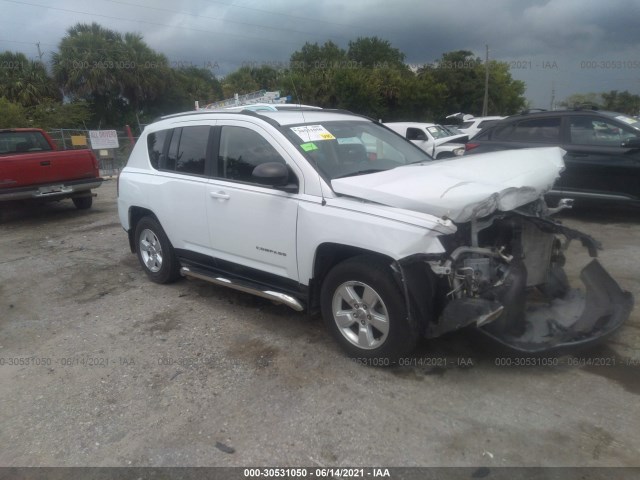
[331,281,389,350]
[139,229,163,273]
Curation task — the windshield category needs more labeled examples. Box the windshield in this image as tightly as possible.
[610,113,640,130]
[427,125,455,140]
[281,120,432,180]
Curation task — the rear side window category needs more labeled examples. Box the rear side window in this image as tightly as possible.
[147,129,169,169]
[160,126,210,176]
[493,117,561,143]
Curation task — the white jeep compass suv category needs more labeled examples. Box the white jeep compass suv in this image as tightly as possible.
[117,108,632,361]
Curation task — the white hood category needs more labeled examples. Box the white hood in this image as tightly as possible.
[433,134,467,147]
[331,147,565,223]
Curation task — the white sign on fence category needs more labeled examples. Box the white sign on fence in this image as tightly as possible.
[89,130,119,149]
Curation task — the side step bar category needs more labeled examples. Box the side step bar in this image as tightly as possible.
[180,266,305,312]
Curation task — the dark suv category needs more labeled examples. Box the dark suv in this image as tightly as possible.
[464,109,640,205]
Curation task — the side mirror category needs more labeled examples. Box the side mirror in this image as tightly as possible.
[621,137,640,149]
[252,162,297,193]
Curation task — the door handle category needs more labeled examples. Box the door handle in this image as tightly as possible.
[40,160,51,166]
[209,191,230,200]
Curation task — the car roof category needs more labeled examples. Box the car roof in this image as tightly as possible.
[385,122,437,128]
[211,102,322,112]
[155,109,372,128]
[503,109,631,120]
[464,116,505,123]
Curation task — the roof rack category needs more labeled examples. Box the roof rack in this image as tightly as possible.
[572,103,600,111]
[520,108,548,115]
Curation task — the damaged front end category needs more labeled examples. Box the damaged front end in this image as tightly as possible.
[425,199,633,353]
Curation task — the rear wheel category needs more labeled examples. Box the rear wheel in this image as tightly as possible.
[134,216,181,284]
[72,196,92,210]
[320,256,418,362]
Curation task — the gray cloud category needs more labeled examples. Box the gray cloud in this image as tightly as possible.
[1,0,639,108]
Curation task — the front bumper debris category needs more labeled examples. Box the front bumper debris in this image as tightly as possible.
[478,260,633,353]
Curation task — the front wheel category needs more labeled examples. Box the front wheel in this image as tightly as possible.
[134,216,181,284]
[320,256,418,362]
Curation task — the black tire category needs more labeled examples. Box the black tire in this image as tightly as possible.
[436,152,454,160]
[320,255,418,362]
[134,216,181,284]
[72,196,92,210]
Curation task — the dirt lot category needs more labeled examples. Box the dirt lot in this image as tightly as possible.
[0,180,639,467]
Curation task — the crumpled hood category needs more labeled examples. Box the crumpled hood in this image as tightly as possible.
[433,134,468,147]
[331,147,565,223]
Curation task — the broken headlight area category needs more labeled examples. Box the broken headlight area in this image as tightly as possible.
[427,209,633,353]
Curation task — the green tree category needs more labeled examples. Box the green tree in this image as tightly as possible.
[290,41,347,73]
[422,50,526,119]
[0,98,27,128]
[558,92,602,109]
[347,37,407,70]
[118,32,171,113]
[221,65,281,99]
[0,51,60,107]
[221,66,260,98]
[601,90,640,115]
[52,23,171,125]
[28,100,91,129]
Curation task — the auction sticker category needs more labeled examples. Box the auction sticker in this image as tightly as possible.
[616,115,637,125]
[291,125,336,141]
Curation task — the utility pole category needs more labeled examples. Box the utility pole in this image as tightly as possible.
[550,81,556,110]
[36,42,44,62]
[482,44,489,116]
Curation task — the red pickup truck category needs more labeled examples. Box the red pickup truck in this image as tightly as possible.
[0,128,102,209]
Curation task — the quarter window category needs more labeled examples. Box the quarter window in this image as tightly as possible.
[161,126,210,175]
[146,129,169,169]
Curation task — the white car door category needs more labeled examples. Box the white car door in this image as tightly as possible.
[406,127,435,156]
[150,124,214,254]
[206,121,301,282]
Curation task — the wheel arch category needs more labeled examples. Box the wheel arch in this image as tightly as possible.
[127,206,159,253]
[309,243,395,311]
[310,243,443,333]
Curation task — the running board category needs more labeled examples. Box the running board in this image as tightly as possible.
[179,266,305,312]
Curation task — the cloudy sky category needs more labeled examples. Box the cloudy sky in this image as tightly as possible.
[2,0,640,110]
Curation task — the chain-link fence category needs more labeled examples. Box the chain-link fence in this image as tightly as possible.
[46,128,138,177]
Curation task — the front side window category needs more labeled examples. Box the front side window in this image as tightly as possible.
[218,126,288,183]
[406,127,427,141]
[281,120,431,180]
[569,116,639,146]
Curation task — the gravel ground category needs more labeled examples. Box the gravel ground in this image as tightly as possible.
[0,180,639,467]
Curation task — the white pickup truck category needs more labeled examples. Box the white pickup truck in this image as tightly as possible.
[384,121,468,159]
[117,108,632,361]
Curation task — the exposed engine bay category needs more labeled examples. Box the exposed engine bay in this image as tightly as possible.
[425,199,634,352]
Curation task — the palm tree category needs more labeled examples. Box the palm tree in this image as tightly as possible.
[0,51,60,106]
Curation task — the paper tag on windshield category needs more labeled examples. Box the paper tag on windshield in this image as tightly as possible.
[291,125,336,141]
[616,115,636,125]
